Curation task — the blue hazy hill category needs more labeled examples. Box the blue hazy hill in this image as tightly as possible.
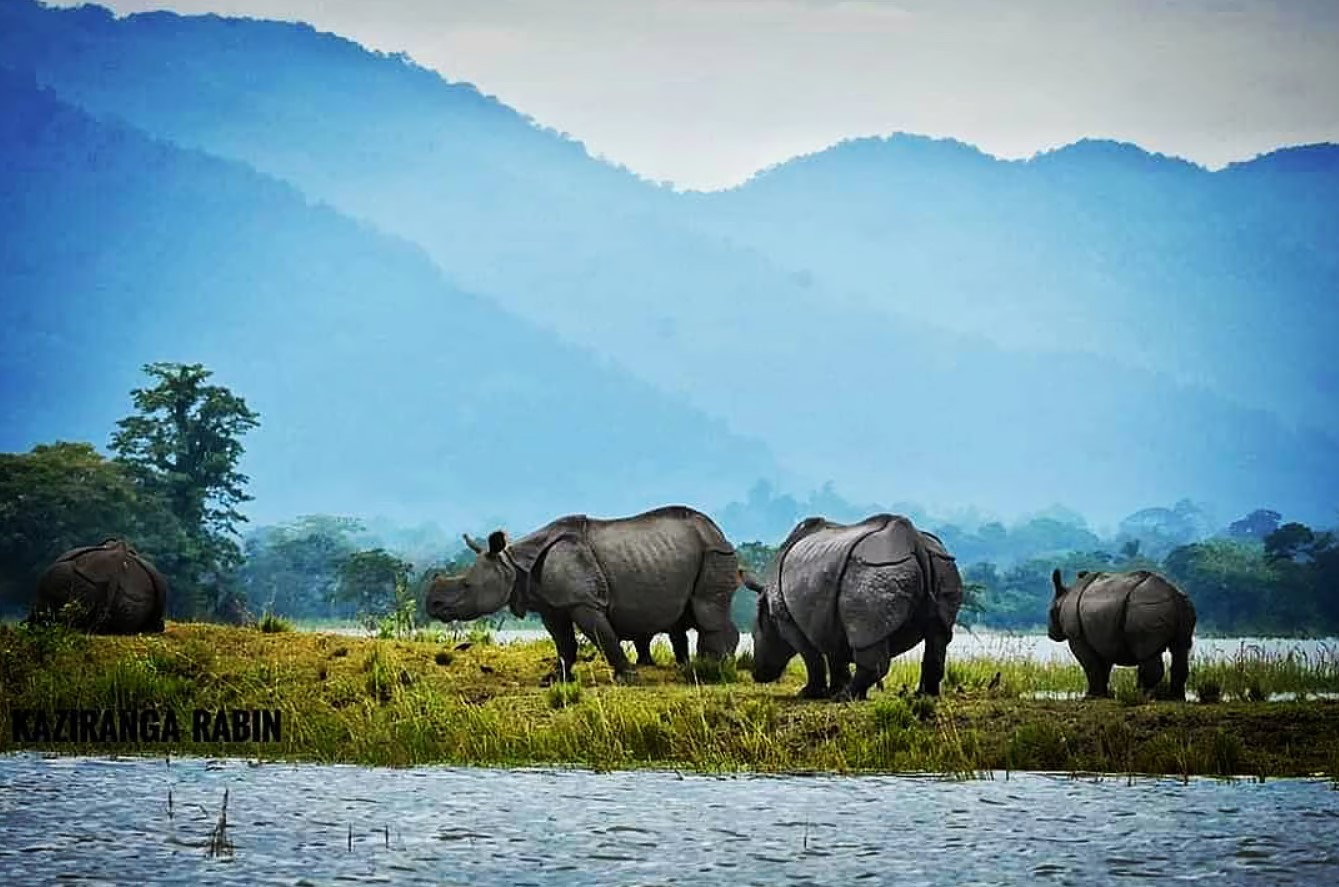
[2,0,1337,527]
[688,133,1339,436]
[0,67,777,528]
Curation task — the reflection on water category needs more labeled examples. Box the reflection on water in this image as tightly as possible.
[1,754,1337,885]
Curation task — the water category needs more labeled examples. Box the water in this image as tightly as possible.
[1,754,1337,885]
[330,624,1339,666]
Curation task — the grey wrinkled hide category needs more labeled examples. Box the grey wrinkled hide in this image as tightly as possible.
[427,506,740,682]
[28,538,169,634]
[1050,569,1196,699]
[753,514,962,701]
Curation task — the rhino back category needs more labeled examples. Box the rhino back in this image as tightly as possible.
[1060,573,1132,663]
[1123,574,1186,660]
[778,515,911,652]
[588,509,721,634]
[838,558,923,650]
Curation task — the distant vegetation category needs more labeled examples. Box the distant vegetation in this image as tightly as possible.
[2,366,1335,636]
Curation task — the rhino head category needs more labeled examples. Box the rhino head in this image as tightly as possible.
[425,531,517,622]
[746,577,795,683]
[1047,568,1068,642]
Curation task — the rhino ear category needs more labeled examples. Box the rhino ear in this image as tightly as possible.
[1051,568,1066,598]
[463,534,484,554]
[487,531,508,556]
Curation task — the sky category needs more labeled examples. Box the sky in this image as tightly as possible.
[44,0,1339,190]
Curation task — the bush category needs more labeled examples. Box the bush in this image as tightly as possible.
[257,612,293,633]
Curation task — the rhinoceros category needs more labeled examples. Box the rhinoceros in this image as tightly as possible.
[743,514,963,701]
[425,506,741,683]
[28,538,169,634]
[1049,568,1196,699]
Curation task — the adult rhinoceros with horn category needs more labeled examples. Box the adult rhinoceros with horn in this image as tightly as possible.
[1048,568,1196,700]
[28,538,169,634]
[741,513,963,701]
[425,506,741,683]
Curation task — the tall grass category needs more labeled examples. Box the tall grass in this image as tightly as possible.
[1,622,1337,778]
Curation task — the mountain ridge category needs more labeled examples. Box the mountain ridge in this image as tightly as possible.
[2,0,1336,527]
[0,67,780,528]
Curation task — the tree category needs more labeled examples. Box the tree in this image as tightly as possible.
[0,442,183,612]
[335,548,414,634]
[110,363,260,619]
[1227,509,1282,541]
[1264,522,1317,563]
[239,515,364,619]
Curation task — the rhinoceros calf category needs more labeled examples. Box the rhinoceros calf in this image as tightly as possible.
[426,506,740,683]
[29,538,169,634]
[1048,568,1197,699]
[744,513,963,701]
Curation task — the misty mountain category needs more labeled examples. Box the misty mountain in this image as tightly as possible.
[685,133,1339,435]
[0,67,777,528]
[2,0,1337,527]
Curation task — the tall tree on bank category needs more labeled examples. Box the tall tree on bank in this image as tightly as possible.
[110,363,260,620]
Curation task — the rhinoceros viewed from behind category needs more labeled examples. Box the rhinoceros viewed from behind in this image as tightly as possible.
[1048,568,1196,699]
[425,506,741,683]
[28,538,169,634]
[744,513,963,701]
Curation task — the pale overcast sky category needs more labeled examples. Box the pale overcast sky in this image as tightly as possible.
[48,0,1339,190]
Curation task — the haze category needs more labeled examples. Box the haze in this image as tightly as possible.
[47,0,1339,190]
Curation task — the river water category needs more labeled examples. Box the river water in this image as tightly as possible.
[346,625,1338,666]
[1,754,1337,886]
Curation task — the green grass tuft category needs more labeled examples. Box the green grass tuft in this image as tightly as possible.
[257,613,294,633]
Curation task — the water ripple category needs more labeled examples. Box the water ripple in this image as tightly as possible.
[1,754,1337,885]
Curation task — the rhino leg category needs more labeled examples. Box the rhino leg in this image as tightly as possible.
[828,646,852,697]
[670,625,691,666]
[1069,637,1113,699]
[770,615,828,698]
[798,650,830,699]
[1168,643,1190,701]
[917,628,951,697]
[689,550,741,660]
[540,610,580,685]
[570,604,637,683]
[835,640,891,702]
[1136,654,1165,696]
[632,635,657,666]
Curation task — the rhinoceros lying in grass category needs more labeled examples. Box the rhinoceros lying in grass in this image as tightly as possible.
[28,538,169,634]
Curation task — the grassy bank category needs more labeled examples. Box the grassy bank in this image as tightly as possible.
[2,622,1338,779]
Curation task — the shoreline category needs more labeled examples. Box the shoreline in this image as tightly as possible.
[3,750,1336,787]
[3,623,1338,779]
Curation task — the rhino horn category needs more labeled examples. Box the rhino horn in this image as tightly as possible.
[1051,568,1066,598]
[463,534,485,554]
